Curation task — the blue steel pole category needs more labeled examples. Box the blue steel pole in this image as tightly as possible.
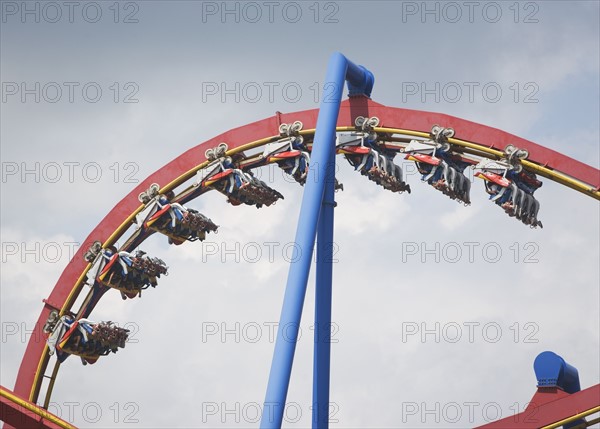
[261,52,373,429]
[312,140,336,429]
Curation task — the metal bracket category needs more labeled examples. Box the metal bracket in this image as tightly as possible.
[354,116,379,141]
[279,121,303,137]
[138,183,161,204]
[430,124,455,143]
[205,142,229,161]
[83,240,103,263]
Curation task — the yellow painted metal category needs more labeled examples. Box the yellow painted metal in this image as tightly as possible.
[374,127,600,200]
[1,386,77,429]
[42,360,61,409]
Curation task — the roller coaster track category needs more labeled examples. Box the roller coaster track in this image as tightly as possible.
[8,96,600,425]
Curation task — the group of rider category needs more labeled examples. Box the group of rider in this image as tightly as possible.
[48,123,545,363]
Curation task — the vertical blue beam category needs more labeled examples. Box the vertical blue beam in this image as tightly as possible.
[261,52,373,429]
[312,141,335,429]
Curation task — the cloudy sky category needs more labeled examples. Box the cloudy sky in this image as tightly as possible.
[1,1,599,427]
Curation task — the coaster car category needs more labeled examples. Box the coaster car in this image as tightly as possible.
[263,136,310,184]
[96,247,169,299]
[403,125,471,205]
[196,144,283,208]
[138,190,218,245]
[337,116,410,194]
[474,145,543,228]
[46,315,129,365]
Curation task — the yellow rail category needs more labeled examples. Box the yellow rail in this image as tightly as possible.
[375,127,600,200]
[1,386,77,429]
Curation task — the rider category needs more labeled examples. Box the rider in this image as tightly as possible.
[156,191,187,229]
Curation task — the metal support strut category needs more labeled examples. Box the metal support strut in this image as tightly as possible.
[313,137,336,428]
[260,52,374,429]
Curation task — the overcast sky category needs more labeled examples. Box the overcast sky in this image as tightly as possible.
[1,1,599,428]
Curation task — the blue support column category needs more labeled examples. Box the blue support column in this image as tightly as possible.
[260,52,374,429]
[312,141,336,429]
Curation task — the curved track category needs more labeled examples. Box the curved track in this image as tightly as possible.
[13,97,600,410]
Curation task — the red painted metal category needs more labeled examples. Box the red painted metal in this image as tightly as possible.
[0,386,71,429]
[406,153,442,166]
[338,146,370,155]
[14,98,600,404]
[476,171,512,187]
[476,384,600,428]
[268,150,302,160]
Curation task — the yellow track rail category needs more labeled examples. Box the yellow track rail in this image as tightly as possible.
[376,127,600,199]
[1,386,76,429]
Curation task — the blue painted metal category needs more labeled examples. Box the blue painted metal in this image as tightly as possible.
[347,65,374,97]
[312,140,336,429]
[260,52,374,429]
[534,351,581,394]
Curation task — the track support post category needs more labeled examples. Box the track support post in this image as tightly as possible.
[312,140,336,429]
[260,52,374,429]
